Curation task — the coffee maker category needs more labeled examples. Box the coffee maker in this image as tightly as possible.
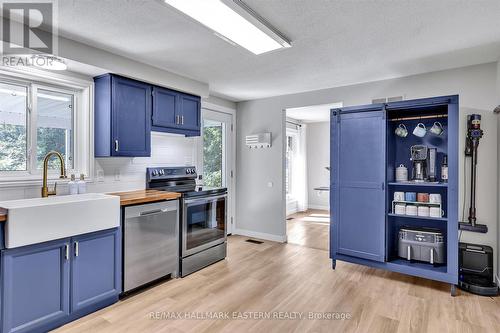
[410,145,428,182]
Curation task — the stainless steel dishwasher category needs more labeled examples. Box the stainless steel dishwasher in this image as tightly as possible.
[123,200,178,292]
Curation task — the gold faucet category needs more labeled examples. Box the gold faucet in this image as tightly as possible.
[41,151,67,198]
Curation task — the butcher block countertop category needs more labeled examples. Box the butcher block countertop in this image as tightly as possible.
[0,208,6,222]
[109,189,181,206]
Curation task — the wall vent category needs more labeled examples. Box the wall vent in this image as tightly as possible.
[246,132,271,148]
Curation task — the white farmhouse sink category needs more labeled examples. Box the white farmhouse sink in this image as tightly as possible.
[0,193,120,248]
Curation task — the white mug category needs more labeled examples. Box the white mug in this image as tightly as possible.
[429,122,444,135]
[395,124,408,138]
[406,205,418,216]
[413,123,427,138]
[418,206,430,217]
[394,191,405,202]
[394,204,406,215]
[430,207,444,217]
[429,194,442,204]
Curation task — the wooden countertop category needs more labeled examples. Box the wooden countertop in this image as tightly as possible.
[0,208,6,222]
[108,189,181,206]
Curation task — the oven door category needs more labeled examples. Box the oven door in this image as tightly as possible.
[182,194,227,257]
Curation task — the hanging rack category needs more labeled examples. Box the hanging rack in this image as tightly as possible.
[389,114,448,122]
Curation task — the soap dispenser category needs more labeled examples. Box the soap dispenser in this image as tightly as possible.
[68,174,78,195]
[77,174,86,194]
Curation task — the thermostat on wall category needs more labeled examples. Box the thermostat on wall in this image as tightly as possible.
[246,132,272,148]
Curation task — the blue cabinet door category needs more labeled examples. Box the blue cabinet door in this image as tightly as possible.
[178,93,201,132]
[152,86,179,129]
[332,108,386,262]
[70,228,121,313]
[1,239,70,333]
[111,76,151,156]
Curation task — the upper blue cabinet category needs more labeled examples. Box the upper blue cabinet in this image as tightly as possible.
[152,86,201,137]
[95,74,201,157]
[94,74,152,157]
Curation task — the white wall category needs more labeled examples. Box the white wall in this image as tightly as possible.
[236,63,499,261]
[306,122,330,210]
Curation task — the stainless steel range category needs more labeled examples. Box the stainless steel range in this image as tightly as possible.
[146,166,227,277]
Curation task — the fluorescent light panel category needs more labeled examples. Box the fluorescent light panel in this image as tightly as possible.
[164,0,289,54]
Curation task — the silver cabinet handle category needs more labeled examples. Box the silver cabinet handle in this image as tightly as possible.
[114,139,119,152]
[65,244,69,260]
[181,115,184,125]
[74,241,79,257]
[175,115,180,124]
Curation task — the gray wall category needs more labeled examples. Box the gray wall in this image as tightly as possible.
[236,63,499,266]
[306,122,330,210]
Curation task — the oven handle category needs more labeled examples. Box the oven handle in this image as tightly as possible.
[184,194,227,204]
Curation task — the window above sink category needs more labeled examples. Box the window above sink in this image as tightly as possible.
[0,68,93,186]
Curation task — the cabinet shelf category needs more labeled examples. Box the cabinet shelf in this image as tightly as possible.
[387,258,448,274]
[388,182,448,188]
[388,213,447,222]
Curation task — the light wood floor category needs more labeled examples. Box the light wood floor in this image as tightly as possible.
[287,209,329,251]
[54,231,500,333]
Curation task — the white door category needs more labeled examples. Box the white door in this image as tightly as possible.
[200,108,234,234]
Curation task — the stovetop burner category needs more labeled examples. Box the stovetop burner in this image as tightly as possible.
[146,166,227,198]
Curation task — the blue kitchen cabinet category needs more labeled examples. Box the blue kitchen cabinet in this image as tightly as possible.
[0,228,121,333]
[331,107,386,263]
[178,93,201,133]
[1,239,70,333]
[152,86,179,130]
[151,87,201,136]
[70,228,121,315]
[330,95,459,293]
[94,74,152,157]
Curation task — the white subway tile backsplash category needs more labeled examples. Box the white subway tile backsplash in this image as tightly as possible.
[0,133,199,200]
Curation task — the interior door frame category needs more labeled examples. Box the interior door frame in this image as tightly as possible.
[199,102,236,235]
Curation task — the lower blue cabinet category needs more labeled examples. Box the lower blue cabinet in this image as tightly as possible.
[0,228,121,333]
[1,239,70,333]
[71,228,121,314]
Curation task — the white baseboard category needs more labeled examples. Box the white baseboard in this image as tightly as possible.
[308,204,330,211]
[286,207,298,216]
[233,228,287,243]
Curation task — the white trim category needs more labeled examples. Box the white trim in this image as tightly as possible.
[200,100,237,235]
[308,204,330,211]
[233,228,287,243]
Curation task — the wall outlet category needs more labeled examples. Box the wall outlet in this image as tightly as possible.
[96,170,105,182]
[267,181,273,188]
[114,169,121,181]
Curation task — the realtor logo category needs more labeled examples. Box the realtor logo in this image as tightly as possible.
[1,1,56,55]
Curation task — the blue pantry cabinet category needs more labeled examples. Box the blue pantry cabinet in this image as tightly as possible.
[330,95,459,295]
[94,74,152,157]
[0,228,121,333]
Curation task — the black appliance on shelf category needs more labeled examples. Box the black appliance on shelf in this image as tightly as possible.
[459,242,498,296]
[146,166,227,277]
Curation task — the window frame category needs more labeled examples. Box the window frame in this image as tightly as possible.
[0,67,93,187]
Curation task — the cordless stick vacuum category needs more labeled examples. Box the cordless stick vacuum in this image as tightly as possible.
[459,114,488,233]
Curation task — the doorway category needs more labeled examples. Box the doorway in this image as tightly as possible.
[200,108,235,235]
[283,102,341,250]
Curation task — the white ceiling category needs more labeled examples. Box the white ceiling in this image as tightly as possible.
[287,102,342,123]
[57,0,500,101]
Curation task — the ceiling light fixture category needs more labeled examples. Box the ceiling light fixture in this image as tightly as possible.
[163,0,291,55]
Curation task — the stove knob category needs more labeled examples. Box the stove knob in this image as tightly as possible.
[186,169,192,174]
[152,170,158,176]
[159,169,165,175]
